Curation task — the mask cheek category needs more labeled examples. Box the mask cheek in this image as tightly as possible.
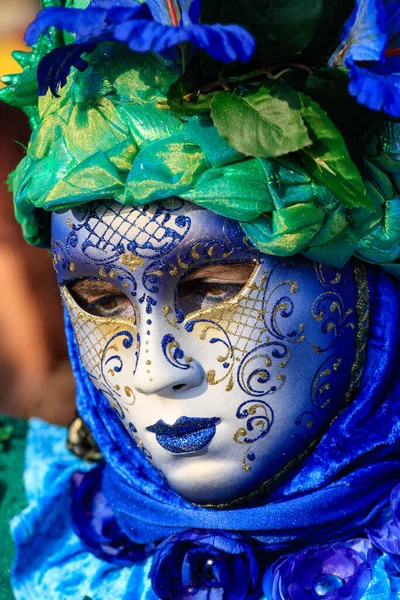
[62,288,139,422]
[184,317,237,393]
[181,266,272,395]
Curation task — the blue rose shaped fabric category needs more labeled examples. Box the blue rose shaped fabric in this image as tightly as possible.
[367,483,400,561]
[263,539,378,600]
[70,462,153,565]
[150,530,262,600]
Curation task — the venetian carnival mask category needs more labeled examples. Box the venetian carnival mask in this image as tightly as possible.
[52,199,366,504]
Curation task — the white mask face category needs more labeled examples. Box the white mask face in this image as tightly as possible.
[52,200,367,504]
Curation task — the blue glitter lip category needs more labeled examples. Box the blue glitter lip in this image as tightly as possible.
[146,416,220,454]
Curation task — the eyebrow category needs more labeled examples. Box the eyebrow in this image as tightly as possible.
[69,279,119,297]
[68,262,256,297]
[183,262,255,283]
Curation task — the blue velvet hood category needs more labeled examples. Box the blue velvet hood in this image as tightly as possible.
[64,265,400,551]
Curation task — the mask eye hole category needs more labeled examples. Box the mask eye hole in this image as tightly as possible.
[66,278,135,319]
[177,262,257,317]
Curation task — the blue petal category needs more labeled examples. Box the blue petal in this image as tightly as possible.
[330,0,400,117]
[71,465,152,566]
[136,22,255,62]
[188,0,201,25]
[36,42,96,97]
[142,0,199,26]
[112,11,255,63]
[26,7,108,46]
[179,0,199,27]
[384,1,400,57]
[88,0,138,8]
[25,5,151,47]
[330,0,388,65]
[26,3,255,97]
[348,60,400,117]
[144,0,178,25]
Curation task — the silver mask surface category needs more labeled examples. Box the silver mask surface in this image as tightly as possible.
[52,200,366,504]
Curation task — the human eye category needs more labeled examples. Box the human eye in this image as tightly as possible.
[67,279,135,319]
[177,262,256,316]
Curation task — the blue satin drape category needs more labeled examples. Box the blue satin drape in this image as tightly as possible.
[10,419,158,600]
[65,266,400,550]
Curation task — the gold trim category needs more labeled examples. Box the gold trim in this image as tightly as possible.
[345,261,370,403]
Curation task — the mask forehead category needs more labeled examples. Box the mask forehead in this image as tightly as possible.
[52,199,259,287]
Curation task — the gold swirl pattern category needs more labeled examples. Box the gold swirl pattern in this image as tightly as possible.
[311,357,343,409]
[311,291,355,353]
[313,263,342,288]
[263,276,306,344]
[345,261,370,402]
[62,287,138,416]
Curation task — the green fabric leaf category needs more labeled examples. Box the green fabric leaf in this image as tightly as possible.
[240,203,325,256]
[44,151,125,208]
[299,95,373,210]
[184,116,244,167]
[125,136,207,204]
[182,159,272,220]
[211,85,311,159]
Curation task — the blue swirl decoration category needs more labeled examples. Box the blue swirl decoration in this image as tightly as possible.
[234,400,274,444]
[161,333,192,370]
[237,342,289,397]
[100,329,134,400]
[262,273,305,344]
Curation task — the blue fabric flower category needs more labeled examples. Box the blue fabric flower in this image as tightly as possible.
[330,0,400,117]
[367,483,400,563]
[25,0,255,97]
[263,539,377,600]
[391,482,400,527]
[150,529,262,600]
[70,462,154,566]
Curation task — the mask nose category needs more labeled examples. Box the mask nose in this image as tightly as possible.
[131,326,205,397]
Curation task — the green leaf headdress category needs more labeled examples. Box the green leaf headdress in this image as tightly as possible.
[1,0,400,278]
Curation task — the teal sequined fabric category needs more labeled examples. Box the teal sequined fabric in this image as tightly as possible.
[0,417,28,600]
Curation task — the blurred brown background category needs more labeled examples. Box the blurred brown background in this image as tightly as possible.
[0,0,76,425]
